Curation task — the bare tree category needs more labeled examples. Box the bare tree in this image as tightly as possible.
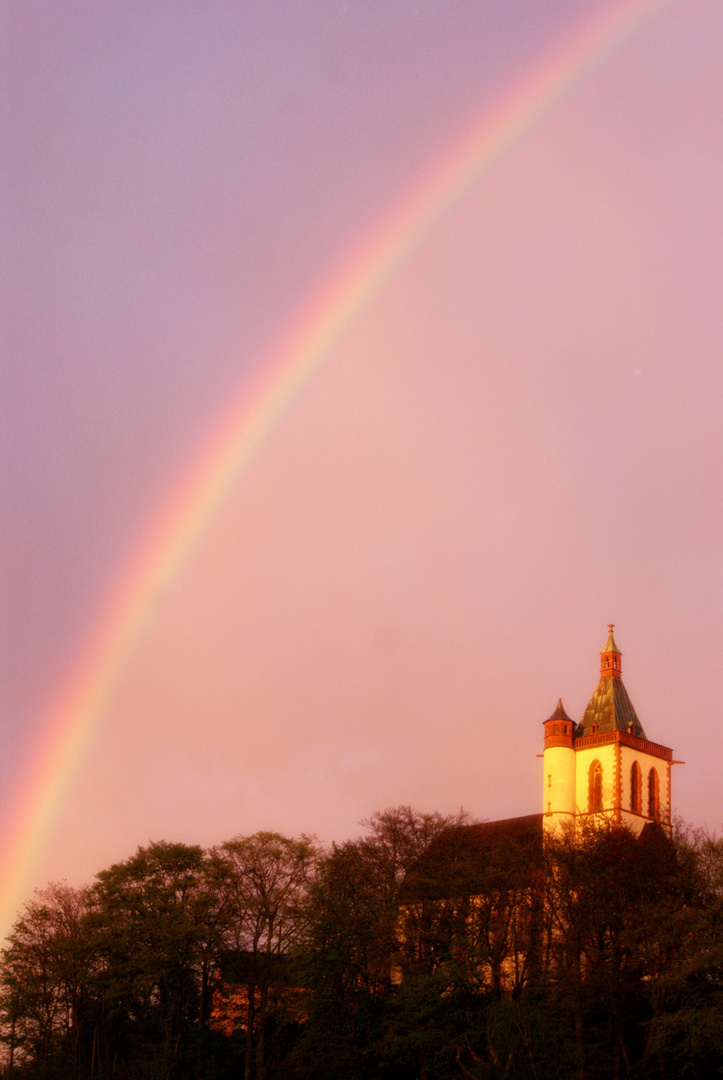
[0,882,93,1074]
[212,832,319,1080]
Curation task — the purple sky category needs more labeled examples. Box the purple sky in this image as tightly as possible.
[4,0,723,906]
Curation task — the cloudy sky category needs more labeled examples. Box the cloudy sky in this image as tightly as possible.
[4,0,723,931]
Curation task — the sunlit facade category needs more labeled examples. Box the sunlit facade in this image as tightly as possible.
[542,627,673,836]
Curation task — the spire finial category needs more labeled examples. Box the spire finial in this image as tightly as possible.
[601,624,621,677]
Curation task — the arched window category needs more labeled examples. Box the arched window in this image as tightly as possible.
[588,760,603,813]
[630,761,642,813]
[553,724,560,735]
[648,768,660,820]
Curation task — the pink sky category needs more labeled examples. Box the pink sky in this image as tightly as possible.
[4,0,723,928]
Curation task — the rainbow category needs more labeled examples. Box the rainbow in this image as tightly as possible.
[1,0,676,937]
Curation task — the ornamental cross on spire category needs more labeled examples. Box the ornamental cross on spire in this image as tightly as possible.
[608,623,615,634]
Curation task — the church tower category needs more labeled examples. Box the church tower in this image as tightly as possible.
[543,627,673,836]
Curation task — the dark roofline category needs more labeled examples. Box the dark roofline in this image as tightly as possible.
[399,815,544,903]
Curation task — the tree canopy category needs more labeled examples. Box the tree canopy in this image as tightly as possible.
[0,813,721,1080]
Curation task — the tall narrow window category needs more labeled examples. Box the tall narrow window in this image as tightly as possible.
[648,768,660,820]
[630,761,642,813]
[589,760,603,813]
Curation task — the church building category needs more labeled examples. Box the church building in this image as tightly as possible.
[394,626,676,1001]
[542,626,673,835]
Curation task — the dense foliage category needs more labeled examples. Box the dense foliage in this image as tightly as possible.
[1,811,721,1080]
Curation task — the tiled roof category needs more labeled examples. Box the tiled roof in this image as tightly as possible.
[578,676,646,739]
[546,698,572,723]
[399,815,544,902]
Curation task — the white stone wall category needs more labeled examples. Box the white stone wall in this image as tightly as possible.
[543,733,672,835]
[542,744,576,835]
[618,744,670,828]
[574,743,617,818]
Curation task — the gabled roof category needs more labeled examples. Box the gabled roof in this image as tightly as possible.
[578,676,646,738]
[399,815,544,903]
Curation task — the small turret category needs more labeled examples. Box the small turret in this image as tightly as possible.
[542,698,576,834]
[543,698,574,749]
[600,623,622,679]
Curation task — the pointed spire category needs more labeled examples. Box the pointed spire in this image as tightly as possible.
[546,698,572,723]
[600,623,622,679]
[604,623,620,655]
[543,698,574,747]
[578,626,647,738]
